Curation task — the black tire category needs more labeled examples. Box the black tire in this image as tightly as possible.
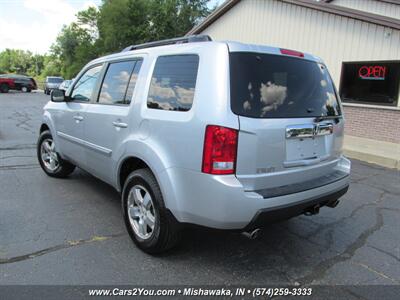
[37,130,75,178]
[0,83,9,93]
[122,168,181,254]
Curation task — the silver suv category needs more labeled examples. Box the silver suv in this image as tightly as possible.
[37,35,350,253]
[44,76,64,95]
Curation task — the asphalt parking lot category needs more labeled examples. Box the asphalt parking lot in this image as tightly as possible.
[0,92,399,288]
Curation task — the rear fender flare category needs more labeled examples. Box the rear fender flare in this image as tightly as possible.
[114,139,174,209]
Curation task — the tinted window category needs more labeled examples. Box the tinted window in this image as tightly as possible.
[125,60,142,104]
[98,60,139,105]
[230,53,341,118]
[147,55,199,111]
[71,65,102,102]
[340,62,400,106]
[48,77,64,83]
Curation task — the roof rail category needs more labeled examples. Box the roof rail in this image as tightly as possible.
[121,35,212,52]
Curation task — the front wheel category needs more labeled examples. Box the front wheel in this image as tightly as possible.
[122,169,181,254]
[37,130,75,178]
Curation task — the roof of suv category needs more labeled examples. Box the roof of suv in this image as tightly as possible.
[88,40,323,68]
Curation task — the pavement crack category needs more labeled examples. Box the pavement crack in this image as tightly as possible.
[0,233,125,265]
[369,245,400,263]
[350,173,381,183]
[296,206,386,285]
[0,144,36,151]
[0,155,36,160]
[352,261,399,284]
[304,191,386,241]
[0,163,39,170]
[357,182,400,197]
[341,287,370,300]
[10,111,36,134]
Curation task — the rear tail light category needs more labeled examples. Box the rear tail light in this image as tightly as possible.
[280,48,304,58]
[202,125,238,175]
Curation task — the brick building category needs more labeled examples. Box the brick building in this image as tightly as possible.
[188,0,400,168]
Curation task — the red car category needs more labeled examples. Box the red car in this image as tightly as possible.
[0,74,37,93]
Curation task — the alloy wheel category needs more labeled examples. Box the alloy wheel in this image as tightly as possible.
[40,138,59,171]
[127,185,156,240]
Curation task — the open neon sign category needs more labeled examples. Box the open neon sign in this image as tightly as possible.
[358,65,386,80]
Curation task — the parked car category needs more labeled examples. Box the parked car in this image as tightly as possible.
[0,74,37,93]
[44,76,64,95]
[58,79,73,92]
[37,35,351,253]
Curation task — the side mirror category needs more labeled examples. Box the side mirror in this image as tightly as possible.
[50,89,66,102]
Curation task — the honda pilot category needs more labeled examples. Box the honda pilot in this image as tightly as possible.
[37,35,351,253]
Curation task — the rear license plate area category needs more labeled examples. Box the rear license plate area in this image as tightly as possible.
[286,136,326,161]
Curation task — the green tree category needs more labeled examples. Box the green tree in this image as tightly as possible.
[97,0,151,53]
[51,23,97,78]
[0,49,46,77]
[1,1,214,79]
[96,0,211,53]
[48,0,213,78]
[76,6,100,41]
[40,55,63,78]
[149,0,210,40]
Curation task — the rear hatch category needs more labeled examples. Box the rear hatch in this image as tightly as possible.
[230,51,345,195]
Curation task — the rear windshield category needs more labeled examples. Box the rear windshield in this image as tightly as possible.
[230,52,341,118]
[48,77,63,83]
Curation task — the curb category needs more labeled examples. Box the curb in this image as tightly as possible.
[343,148,400,170]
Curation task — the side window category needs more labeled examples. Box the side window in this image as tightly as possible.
[147,55,199,111]
[125,60,142,104]
[71,65,102,102]
[98,60,140,105]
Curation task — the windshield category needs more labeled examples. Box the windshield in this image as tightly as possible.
[230,52,341,118]
[48,77,63,83]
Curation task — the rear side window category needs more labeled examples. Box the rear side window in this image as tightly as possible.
[230,52,341,118]
[147,55,199,111]
[99,59,142,105]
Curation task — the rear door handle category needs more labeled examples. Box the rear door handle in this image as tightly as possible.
[112,121,128,128]
[73,115,84,121]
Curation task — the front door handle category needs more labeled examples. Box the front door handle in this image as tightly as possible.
[112,121,128,128]
[73,115,84,121]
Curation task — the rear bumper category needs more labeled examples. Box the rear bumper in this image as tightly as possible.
[160,156,351,230]
[244,184,348,231]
